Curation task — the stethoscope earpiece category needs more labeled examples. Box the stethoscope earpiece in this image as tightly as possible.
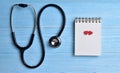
[18,4,28,8]
[49,36,61,48]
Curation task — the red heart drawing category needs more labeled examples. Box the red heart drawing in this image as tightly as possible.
[84,31,89,35]
[88,31,93,35]
[83,30,93,35]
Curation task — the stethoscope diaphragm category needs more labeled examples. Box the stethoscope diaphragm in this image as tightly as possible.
[49,36,61,48]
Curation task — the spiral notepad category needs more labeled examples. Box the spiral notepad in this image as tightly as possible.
[74,17,101,56]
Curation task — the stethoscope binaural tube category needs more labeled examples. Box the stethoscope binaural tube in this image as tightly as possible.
[10,3,45,68]
[10,4,36,50]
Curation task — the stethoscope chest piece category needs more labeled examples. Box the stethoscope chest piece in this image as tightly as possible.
[49,36,61,48]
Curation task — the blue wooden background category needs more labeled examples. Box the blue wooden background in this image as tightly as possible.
[0,0,120,73]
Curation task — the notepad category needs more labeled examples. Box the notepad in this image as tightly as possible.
[74,17,101,56]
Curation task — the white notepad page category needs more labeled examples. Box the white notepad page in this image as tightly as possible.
[75,18,101,56]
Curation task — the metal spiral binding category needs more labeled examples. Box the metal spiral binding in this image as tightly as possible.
[75,17,101,23]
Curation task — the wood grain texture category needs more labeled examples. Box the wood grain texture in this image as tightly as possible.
[0,0,120,73]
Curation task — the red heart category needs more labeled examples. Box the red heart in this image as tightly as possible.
[84,31,88,35]
[88,31,93,35]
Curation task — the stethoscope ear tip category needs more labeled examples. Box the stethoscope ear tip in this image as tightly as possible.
[18,4,28,8]
[49,36,61,48]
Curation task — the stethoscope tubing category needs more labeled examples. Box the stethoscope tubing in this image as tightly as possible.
[37,4,66,37]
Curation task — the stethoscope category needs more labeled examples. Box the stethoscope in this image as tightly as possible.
[10,3,66,68]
